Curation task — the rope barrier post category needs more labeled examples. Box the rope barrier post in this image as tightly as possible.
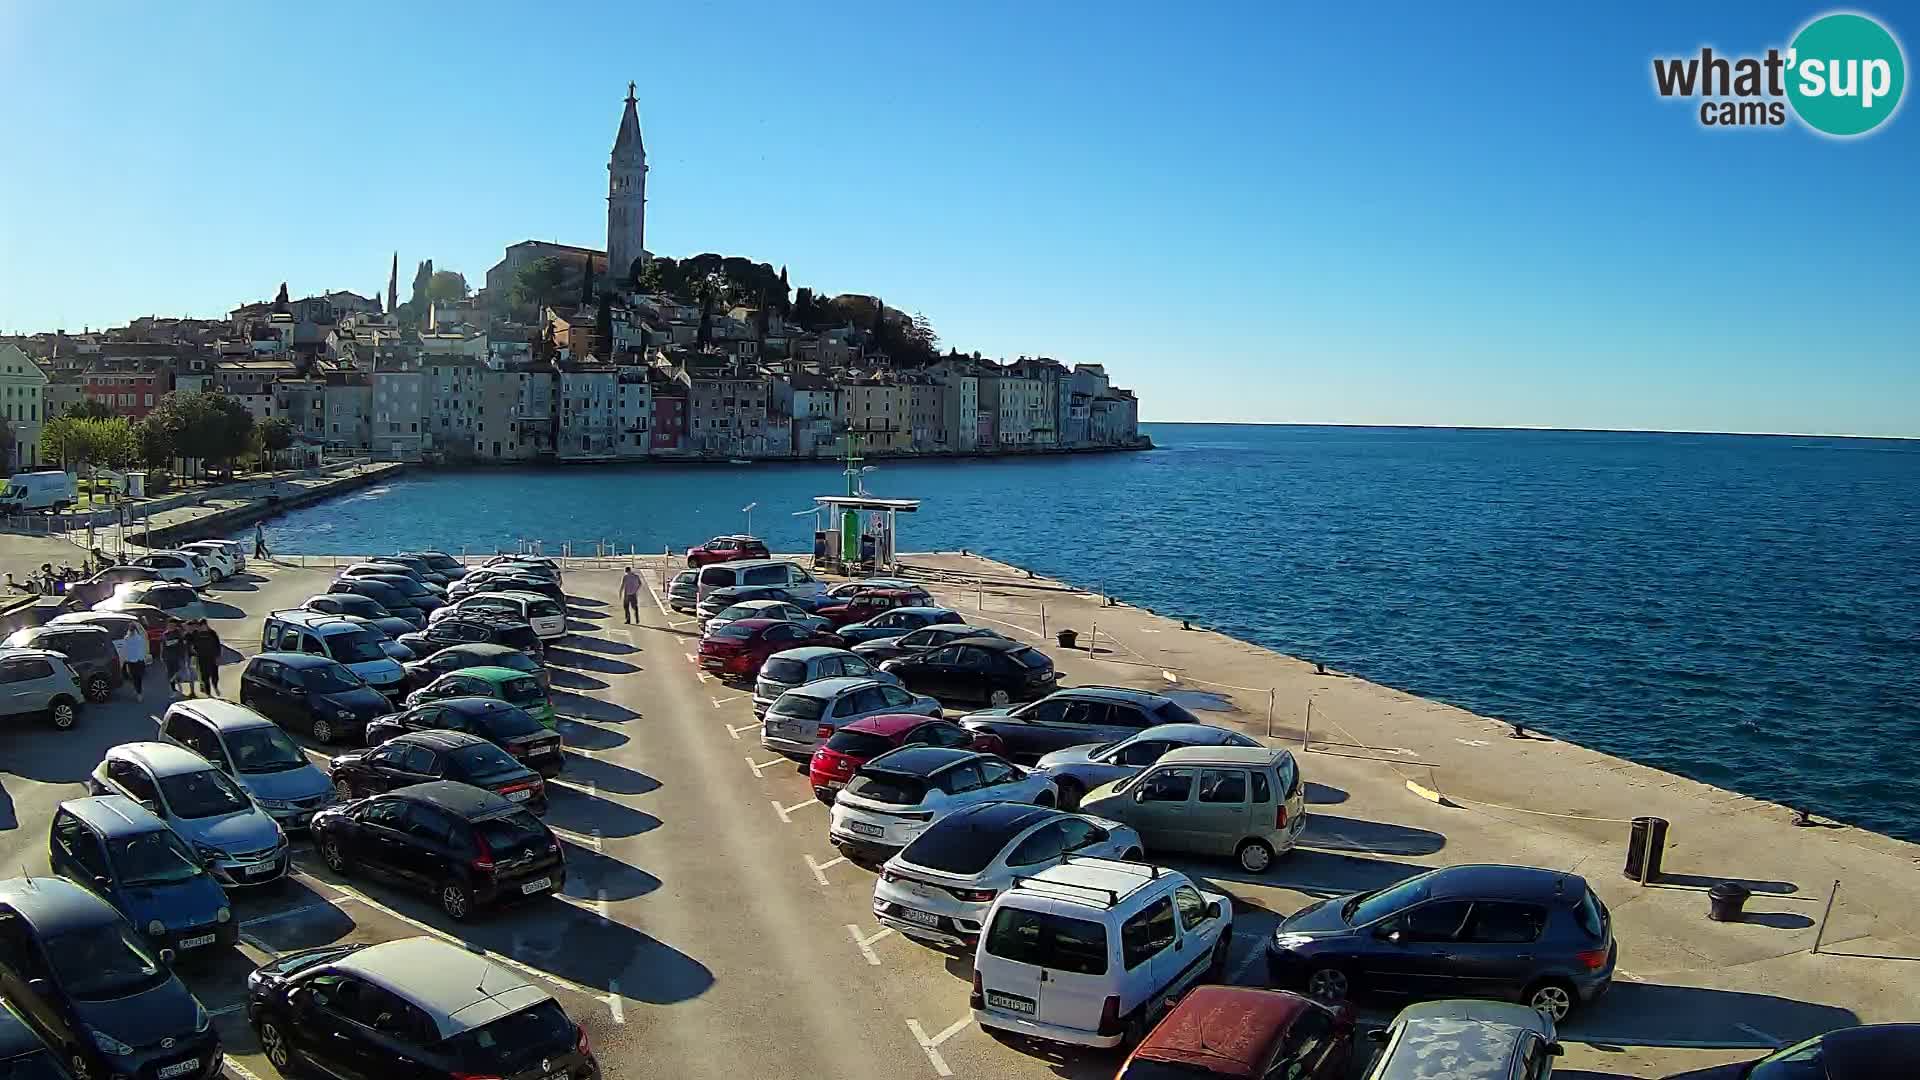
[1811,879,1841,954]
[1266,688,1276,739]
[1301,698,1314,750]
[1041,604,1047,641]
[1090,623,1097,656]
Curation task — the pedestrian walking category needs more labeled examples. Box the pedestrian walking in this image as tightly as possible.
[189,618,223,698]
[162,619,190,696]
[620,566,642,623]
[143,615,167,698]
[254,522,270,561]
[118,613,153,703]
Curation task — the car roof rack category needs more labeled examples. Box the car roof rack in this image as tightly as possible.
[1061,854,1166,878]
[1010,875,1121,907]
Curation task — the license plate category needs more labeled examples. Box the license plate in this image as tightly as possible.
[532,745,559,755]
[244,861,277,877]
[506,789,532,802]
[158,1059,199,1079]
[179,933,217,949]
[521,877,553,895]
[824,779,845,790]
[848,820,884,838]
[771,721,798,735]
[986,992,1035,1015]
[895,907,940,927]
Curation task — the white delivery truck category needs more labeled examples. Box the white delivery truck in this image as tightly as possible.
[0,471,78,513]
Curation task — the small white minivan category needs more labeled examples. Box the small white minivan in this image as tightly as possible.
[971,858,1232,1048]
[695,559,825,605]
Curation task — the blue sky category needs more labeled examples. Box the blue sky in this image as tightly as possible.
[1,2,1913,435]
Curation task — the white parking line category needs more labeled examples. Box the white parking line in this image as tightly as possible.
[806,853,848,886]
[684,652,699,665]
[746,755,787,778]
[207,1002,248,1018]
[1616,968,1646,982]
[606,979,624,1024]
[905,1017,970,1078]
[225,1058,267,1080]
[726,721,760,741]
[772,797,822,823]
[712,695,746,708]
[846,923,893,965]
[238,932,281,958]
[551,825,604,852]
[239,895,358,929]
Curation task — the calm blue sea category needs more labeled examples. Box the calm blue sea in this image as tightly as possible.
[254,425,1920,840]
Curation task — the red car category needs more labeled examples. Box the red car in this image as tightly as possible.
[1116,986,1353,1080]
[815,587,925,628]
[698,618,843,677]
[685,535,770,567]
[809,712,1005,801]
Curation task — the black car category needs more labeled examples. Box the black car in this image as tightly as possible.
[302,593,414,637]
[357,574,446,614]
[402,640,549,694]
[327,579,426,626]
[57,566,161,612]
[398,617,544,670]
[879,636,1058,706]
[310,781,564,918]
[0,1000,71,1079]
[850,623,1004,663]
[238,652,391,745]
[956,686,1203,759]
[458,572,563,603]
[0,876,221,1080]
[1664,1024,1920,1079]
[328,731,549,812]
[1265,863,1618,1022]
[374,554,450,586]
[246,937,598,1080]
[365,697,565,778]
[399,550,468,581]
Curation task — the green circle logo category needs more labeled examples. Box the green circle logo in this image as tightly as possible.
[1787,13,1906,136]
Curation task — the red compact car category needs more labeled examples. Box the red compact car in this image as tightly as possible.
[685,535,770,567]
[1117,986,1354,1080]
[698,618,843,677]
[815,587,925,628]
[808,713,1005,801]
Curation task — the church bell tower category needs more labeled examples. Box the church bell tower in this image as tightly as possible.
[608,82,648,288]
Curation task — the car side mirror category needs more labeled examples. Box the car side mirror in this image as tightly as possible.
[1206,900,1223,920]
[1366,1027,1388,1044]
[1545,1042,1565,1057]
[140,800,159,814]
[1132,788,1148,803]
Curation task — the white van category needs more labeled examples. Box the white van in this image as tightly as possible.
[696,559,825,605]
[0,471,76,513]
[431,590,568,641]
[971,858,1232,1048]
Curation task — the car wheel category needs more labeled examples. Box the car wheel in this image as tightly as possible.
[259,1016,296,1074]
[440,883,473,920]
[1122,1011,1148,1047]
[84,676,110,703]
[1053,778,1084,811]
[1205,935,1231,981]
[1306,965,1351,1003]
[988,688,1012,706]
[1236,838,1275,874]
[321,838,347,873]
[333,777,354,800]
[311,718,335,744]
[1526,979,1578,1022]
[48,699,77,730]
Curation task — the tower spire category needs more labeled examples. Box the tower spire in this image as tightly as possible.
[387,252,398,315]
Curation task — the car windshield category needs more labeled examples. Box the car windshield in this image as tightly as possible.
[493,652,540,674]
[326,630,388,664]
[424,555,461,570]
[440,998,572,1075]
[713,625,755,640]
[761,658,807,683]
[227,725,309,774]
[823,730,894,757]
[846,770,929,805]
[1346,873,1433,924]
[45,923,170,1001]
[299,664,364,693]
[451,743,525,782]
[474,809,551,858]
[770,694,824,720]
[528,599,564,619]
[900,820,1017,874]
[475,706,545,739]
[157,767,252,819]
[500,677,545,706]
[108,830,205,886]
[1010,647,1050,669]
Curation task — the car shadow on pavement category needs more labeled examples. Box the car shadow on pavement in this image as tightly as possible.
[211,578,260,593]
[984,1031,1125,1078]
[549,668,610,692]
[1304,781,1349,805]
[1298,813,1446,857]
[1645,873,1799,896]
[565,595,606,608]
[559,845,661,901]
[556,754,658,796]
[0,708,166,784]
[1185,848,1427,900]
[1565,982,1857,1049]
[555,720,630,751]
[201,600,246,620]
[554,692,642,724]
[544,647,640,674]
[543,791,659,839]
[557,635,638,656]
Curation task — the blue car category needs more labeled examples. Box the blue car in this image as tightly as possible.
[0,876,221,1080]
[48,796,237,957]
[835,606,965,645]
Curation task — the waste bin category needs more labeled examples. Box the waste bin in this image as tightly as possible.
[1057,629,1078,649]
[1708,882,1752,922]
[1623,816,1669,881]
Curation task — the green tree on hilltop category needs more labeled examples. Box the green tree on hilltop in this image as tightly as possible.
[512,257,571,312]
[427,270,469,303]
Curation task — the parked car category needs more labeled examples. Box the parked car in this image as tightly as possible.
[237,652,390,745]
[693,558,824,605]
[696,584,820,621]
[402,640,548,694]
[686,534,770,566]
[959,686,1206,760]
[1118,986,1355,1080]
[700,619,845,679]
[244,936,599,1078]
[396,613,544,667]
[364,697,565,778]
[259,610,409,699]
[762,676,941,757]
[96,580,206,622]
[874,803,1141,947]
[752,646,898,716]
[398,549,467,580]
[48,795,237,956]
[179,542,239,581]
[310,780,563,917]
[406,666,556,728]
[3,624,121,703]
[130,551,210,588]
[88,741,289,888]
[822,578,925,603]
[448,571,561,604]
[0,876,222,1080]
[339,561,445,594]
[815,589,934,629]
[432,592,567,641]
[668,569,699,612]
[1265,863,1617,1021]
[44,612,149,693]
[328,614,415,660]
[834,606,966,646]
[0,993,71,1079]
[157,700,337,829]
[326,578,425,626]
[354,573,446,612]
[373,553,450,586]
[1035,723,1264,809]
[810,714,1005,801]
[880,635,1058,706]
[828,747,1056,862]
[0,648,85,729]
[970,859,1233,1047]
[302,593,416,638]
[1361,1001,1561,1080]
[55,565,160,611]
[851,623,1005,663]
[185,538,247,575]
[328,730,549,812]
[1662,1024,1920,1080]
[703,599,830,638]
[1083,746,1307,873]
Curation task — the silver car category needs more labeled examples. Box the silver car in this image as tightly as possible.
[90,741,289,887]
[158,700,337,829]
[1035,723,1263,809]
[98,580,207,622]
[0,647,85,729]
[1362,1000,1561,1080]
[668,569,699,613]
[762,676,941,756]
[753,646,900,716]
[704,599,828,638]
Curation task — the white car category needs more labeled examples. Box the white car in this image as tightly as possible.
[972,859,1233,1048]
[829,747,1056,862]
[875,803,1142,948]
[430,591,568,641]
[181,541,241,579]
[131,550,210,587]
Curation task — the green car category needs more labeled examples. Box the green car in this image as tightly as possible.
[404,665,557,727]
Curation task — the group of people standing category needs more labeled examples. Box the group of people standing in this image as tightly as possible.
[125,614,223,700]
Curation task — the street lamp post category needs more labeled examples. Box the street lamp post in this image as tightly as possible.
[742,501,758,537]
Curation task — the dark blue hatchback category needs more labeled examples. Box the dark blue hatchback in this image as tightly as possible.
[48,796,237,957]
